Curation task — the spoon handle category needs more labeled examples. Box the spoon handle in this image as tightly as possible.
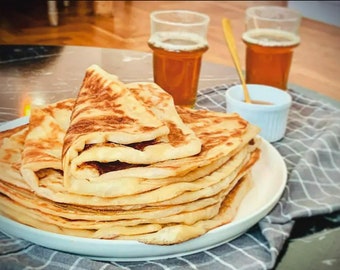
[222,18,252,103]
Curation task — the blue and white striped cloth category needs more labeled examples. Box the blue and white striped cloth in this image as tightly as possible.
[1,86,340,270]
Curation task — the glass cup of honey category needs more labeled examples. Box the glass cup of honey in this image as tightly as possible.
[242,6,301,90]
[148,10,210,107]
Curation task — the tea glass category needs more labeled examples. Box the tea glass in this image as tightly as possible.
[148,10,210,107]
[242,6,301,90]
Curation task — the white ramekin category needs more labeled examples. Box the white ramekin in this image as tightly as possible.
[225,84,292,142]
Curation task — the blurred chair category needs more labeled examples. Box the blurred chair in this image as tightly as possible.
[47,0,70,26]
[47,1,114,26]
[93,1,114,17]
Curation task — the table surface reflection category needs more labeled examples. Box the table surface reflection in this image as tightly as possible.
[0,45,339,270]
[0,45,241,123]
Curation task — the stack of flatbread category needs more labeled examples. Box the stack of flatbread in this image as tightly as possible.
[0,65,261,245]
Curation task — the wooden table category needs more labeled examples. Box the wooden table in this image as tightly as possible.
[0,45,339,270]
[0,1,339,102]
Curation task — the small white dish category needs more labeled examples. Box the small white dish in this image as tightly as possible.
[225,84,292,142]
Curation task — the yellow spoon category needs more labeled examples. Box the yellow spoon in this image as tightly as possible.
[222,18,252,104]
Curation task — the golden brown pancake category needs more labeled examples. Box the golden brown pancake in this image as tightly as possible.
[0,124,30,190]
[0,125,258,208]
[0,65,262,245]
[20,98,74,189]
[62,65,201,189]
[0,97,260,205]
[115,174,253,245]
[65,107,260,197]
[0,173,253,244]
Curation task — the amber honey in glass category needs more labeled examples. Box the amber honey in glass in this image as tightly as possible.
[243,6,301,90]
[149,10,209,107]
[148,33,208,107]
[243,29,300,90]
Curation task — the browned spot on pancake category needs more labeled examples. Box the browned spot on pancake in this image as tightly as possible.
[82,70,104,95]
[70,68,128,121]
[23,144,61,164]
[166,122,185,147]
[40,100,74,116]
[66,116,135,135]
[81,71,121,98]
[27,113,45,130]
[2,148,19,162]
[71,96,124,121]
[23,100,74,132]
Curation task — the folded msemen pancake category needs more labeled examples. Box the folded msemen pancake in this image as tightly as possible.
[0,120,259,241]
[0,120,259,209]
[0,124,29,189]
[20,98,75,190]
[65,106,260,197]
[0,146,258,226]
[62,65,202,188]
[0,173,252,242]
[62,73,260,196]
[0,64,263,246]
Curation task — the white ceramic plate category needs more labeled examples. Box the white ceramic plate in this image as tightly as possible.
[0,117,287,261]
